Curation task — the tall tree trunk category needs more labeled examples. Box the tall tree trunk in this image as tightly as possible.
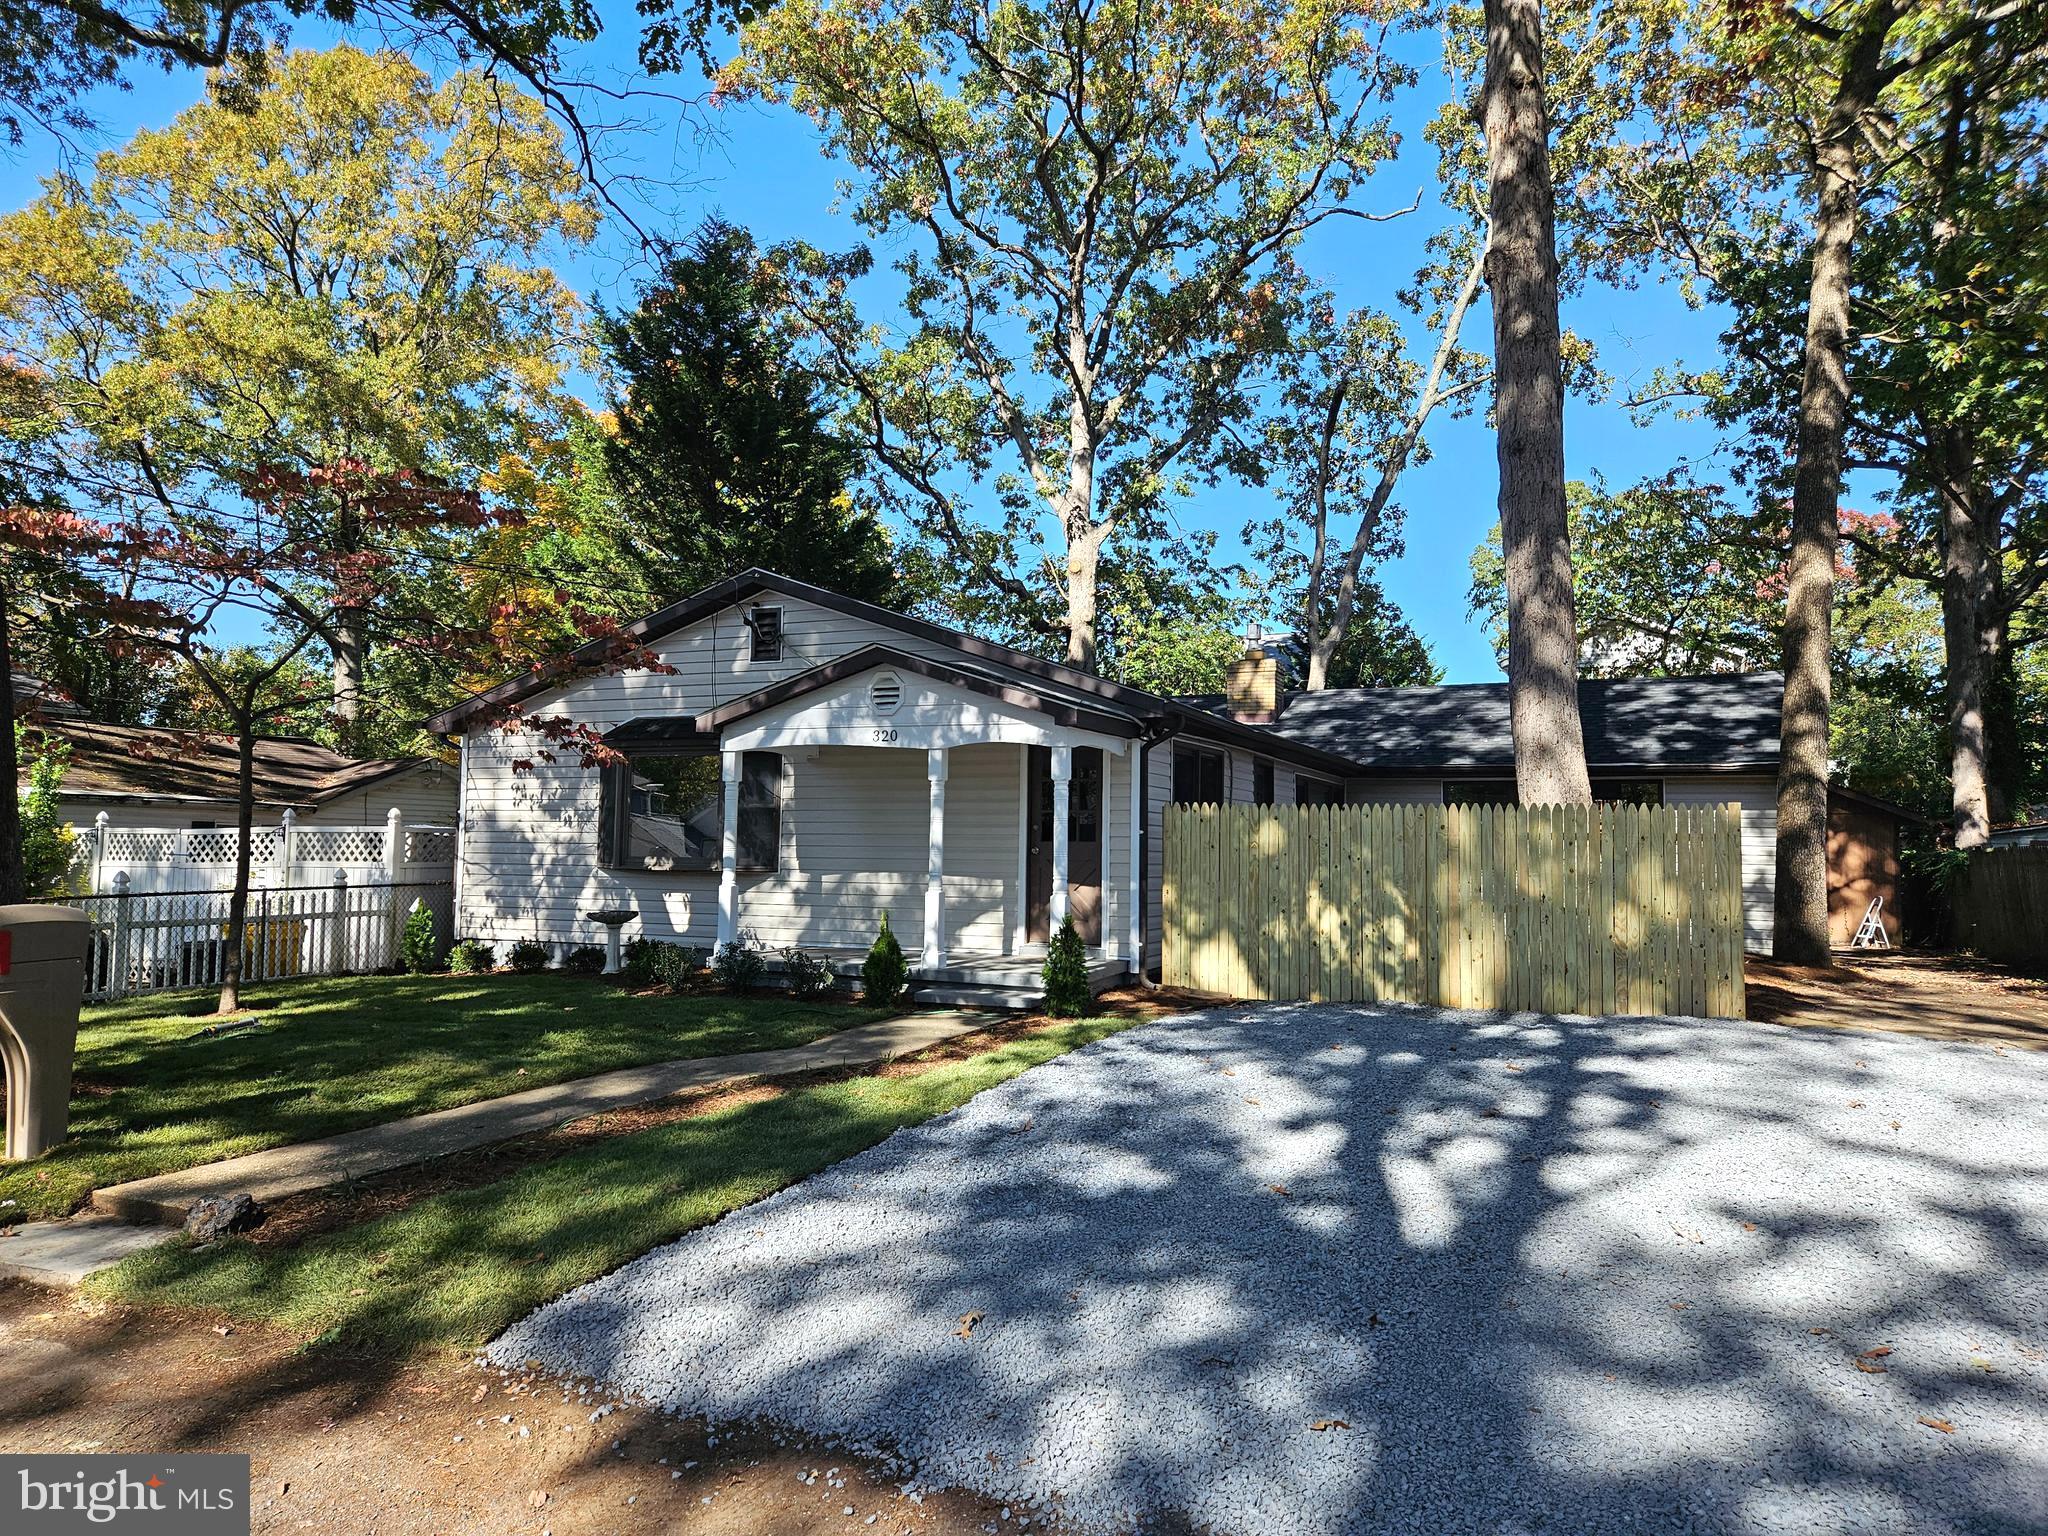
[1773,14,1892,966]
[331,609,367,756]
[1938,425,1995,847]
[1482,0,1590,805]
[217,716,258,1014]
[1063,517,1107,674]
[1983,615,2020,825]
[0,580,23,904]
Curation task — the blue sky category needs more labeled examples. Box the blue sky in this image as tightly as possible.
[0,15,1741,683]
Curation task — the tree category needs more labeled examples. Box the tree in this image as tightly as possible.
[1315,580,1443,688]
[734,0,1410,671]
[0,46,597,755]
[1481,0,1591,805]
[600,218,899,605]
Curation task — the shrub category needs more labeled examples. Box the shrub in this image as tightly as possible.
[650,942,705,993]
[712,938,767,993]
[861,913,908,1008]
[620,936,661,987]
[780,946,838,1000]
[400,900,443,974]
[507,938,550,974]
[447,938,494,974]
[562,944,607,976]
[1042,916,1090,1017]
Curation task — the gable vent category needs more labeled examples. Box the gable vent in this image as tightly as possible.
[869,671,904,716]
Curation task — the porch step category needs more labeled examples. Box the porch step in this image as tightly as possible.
[911,983,1045,1012]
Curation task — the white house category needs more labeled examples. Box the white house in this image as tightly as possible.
[426,571,1802,1007]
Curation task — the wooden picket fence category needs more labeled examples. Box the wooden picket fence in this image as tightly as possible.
[1162,802,1746,1018]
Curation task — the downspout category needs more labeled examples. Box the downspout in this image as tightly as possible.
[1137,717,1179,987]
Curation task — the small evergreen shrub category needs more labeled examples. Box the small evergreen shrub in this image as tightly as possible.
[780,946,838,1000]
[712,939,767,993]
[400,900,442,974]
[562,943,607,976]
[447,938,494,974]
[507,938,550,974]
[621,936,660,987]
[650,942,705,993]
[862,913,908,1008]
[1042,916,1090,1017]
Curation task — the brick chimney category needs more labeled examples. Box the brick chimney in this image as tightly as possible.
[1225,642,1279,724]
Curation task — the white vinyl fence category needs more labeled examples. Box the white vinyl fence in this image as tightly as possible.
[71,877,455,1002]
[69,807,456,896]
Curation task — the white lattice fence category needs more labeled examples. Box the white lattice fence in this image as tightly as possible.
[73,812,456,894]
[71,879,455,1001]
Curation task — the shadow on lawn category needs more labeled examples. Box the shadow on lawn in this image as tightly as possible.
[496,1006,2048,1536]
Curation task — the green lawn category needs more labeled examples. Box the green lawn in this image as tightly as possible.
[91,1013,1141,1355]
[0,974,884,1222]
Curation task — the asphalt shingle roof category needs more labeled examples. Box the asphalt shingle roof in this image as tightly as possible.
[1182,673,1784,774]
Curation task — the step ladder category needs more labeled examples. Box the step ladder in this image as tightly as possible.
[1850,897,1890,949]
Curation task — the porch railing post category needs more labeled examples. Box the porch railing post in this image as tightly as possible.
[717,750,741,951]
[1050,744,1072,930]
[923,747,948,969]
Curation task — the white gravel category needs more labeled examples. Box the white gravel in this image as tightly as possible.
[491,1004,2048,1534]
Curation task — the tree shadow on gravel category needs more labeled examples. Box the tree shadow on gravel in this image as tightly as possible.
[494,1005,2048,1536]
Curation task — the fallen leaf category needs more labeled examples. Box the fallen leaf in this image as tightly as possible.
[1309,1419,1351,1432]
[1809,1328,1835,1337]
[528,1490,551,1509]
[1854,1358,1889,1374]
[212,1325,234,1337]
[1861,1346,1894,1359]
[1669,1302,1692,1311]
[471,1385,490,1404]
[1741,1222,1758,1233]
[1244,1097,1261,1106]
[955,1311,985,1340]
[1848,1100,1865,1109]
[1220,1068,1237,1077]
[1503,1062,1525,1073]
[1269,1184,1292,1198]
[1918,1417,1955,1434]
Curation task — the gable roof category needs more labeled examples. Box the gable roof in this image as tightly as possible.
[422,569,1366,777]
[23,719,442,811]
[1180,673,1786,776]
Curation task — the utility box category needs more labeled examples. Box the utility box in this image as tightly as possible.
[0,904,91,1161]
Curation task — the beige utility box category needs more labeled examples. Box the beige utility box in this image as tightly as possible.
[0,904,91,1161]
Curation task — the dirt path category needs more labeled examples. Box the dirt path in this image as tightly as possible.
[1746,950,2048,1049]
[0,1282,1001,1535]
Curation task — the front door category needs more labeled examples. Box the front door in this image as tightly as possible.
[1026,745,1103,944]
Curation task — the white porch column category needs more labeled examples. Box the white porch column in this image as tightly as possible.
[1127,745,1144,970]
[717,750,742,950]
[923,747,949,968]
[1049,744,1072,930]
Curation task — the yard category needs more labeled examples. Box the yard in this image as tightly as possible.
[0,972,886,1222]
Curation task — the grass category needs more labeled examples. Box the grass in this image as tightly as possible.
[90,1012,1141,1355]
[0,973,884,1222]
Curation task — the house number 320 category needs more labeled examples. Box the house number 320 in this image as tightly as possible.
[872,728,900,743]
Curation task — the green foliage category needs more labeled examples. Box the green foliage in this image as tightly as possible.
[653,943,707,993]
[1042,917,1091,1018]
[1314,580,1442,688]
[621,937,661,987]
[711,938,768,993]
[861,913,908,1008]
[779,947,838,1000]
[600,217,898,605]
[447,939,495,975]
[4,971,881,1222]
[507,939,550,974]
[17,732,77,899]
[399,901,441,974]
[561,944,607,976]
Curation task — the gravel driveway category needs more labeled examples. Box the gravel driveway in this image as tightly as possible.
[491,1004,2048,1534]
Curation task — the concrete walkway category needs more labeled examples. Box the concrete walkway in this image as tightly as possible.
[0,1009,992,1287]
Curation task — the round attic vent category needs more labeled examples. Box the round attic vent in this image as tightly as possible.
[869,671,904,716]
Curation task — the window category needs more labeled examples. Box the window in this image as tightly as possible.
[1591,778,1664,807]
[601,751,781,872]
[744,605,783,662]
[1295,776,1343,807]
[1253,761,1275,806]
[1444,779,1518,808]
[1172,746,1226,805]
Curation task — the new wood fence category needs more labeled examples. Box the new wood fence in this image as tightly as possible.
[1162,802,1746,1018]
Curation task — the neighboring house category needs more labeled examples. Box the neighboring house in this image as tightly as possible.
[21,716,457,831]
[1989,817,2048,849]
[426,570,1884,1006]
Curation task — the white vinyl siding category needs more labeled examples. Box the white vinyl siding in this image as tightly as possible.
[308,764,458,825]
[1665,775,1777,952]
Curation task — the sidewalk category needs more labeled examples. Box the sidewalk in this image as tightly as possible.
[0,1009,991,1286]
